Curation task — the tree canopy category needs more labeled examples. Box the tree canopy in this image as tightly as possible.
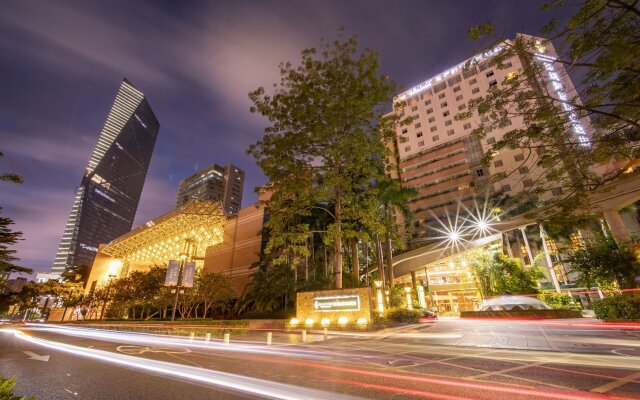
[0,150,30,278]
[248,32,405,288]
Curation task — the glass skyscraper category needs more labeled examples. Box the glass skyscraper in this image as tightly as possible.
[51,79,160,275]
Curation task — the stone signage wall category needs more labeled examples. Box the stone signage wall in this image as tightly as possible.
[296,287,372,325]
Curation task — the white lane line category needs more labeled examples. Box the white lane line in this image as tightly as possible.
[591,371,640,393]
[2,329,362,400]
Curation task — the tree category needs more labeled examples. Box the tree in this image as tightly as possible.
[468,245,542,297]
[564,233,640,289]
[59,282,84,321]
[463,1,640,218]
[0,151,30,278]
[248,32,403,288]
[195,271,236,318]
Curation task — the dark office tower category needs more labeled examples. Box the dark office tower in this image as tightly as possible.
[51,79,160,275]
[176,163,244,215]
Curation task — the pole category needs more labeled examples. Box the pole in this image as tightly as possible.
[539,224,561,293]
[170,257,185,322]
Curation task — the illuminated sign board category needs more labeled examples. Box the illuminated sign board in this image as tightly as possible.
[397,45,503,101]
[313,295,360,312]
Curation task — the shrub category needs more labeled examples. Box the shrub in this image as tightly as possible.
[592,292,640,321]
[538,293,582,310]
[385,308,422,323]
[0,376,34,400]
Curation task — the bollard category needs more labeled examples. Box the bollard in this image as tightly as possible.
[267,332,272,345]
[205,333,211,343]
[323,327,328,340]
[301,330,307,342]
[223,332,230,344]
[189,332,195,342]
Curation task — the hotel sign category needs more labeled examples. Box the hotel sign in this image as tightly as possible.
[313,295,360,312]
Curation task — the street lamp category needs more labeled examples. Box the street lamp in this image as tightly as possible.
[170,251,189,322]
[404,286,413,310]
[374,280,384,316]
[99,273,117,321]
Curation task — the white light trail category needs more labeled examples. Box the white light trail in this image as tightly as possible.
[1,329,361,400]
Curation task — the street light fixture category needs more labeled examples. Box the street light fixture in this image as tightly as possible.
[374,280,384,316]
[404,286,413,310]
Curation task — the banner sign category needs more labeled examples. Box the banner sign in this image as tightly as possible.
[164,260,180,286]
[181,262,196,288]
[313,295,360,312]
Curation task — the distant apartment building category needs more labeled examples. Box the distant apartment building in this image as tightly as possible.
[390,34,591,242]
[176,163,244,215]
[52,79,160,275]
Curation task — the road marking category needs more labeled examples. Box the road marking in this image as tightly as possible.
[116,345,191,355]
[591,371,640,393]
[22,350,49,361]
[64,389,78,396]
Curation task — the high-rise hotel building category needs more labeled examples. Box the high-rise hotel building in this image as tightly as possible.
[176,163,244,215]
[390,34,591,242]
[52,79,160,275]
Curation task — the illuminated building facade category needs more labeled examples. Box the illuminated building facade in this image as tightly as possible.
[85,200,226,295]
[390,34,590,243]
[176,163,244,215]
[52,79,159,275]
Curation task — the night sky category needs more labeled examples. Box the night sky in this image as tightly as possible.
[0,0,574,274]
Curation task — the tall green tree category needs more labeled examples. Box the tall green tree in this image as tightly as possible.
[564,233,640,289]
[0,151,30,278]
[463,0,640,217]
[248,33,403,288]
[469,245,542,297]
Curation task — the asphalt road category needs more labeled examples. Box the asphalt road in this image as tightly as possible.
[1,319,639,400]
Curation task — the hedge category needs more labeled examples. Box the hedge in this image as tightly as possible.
[592,292,640,322]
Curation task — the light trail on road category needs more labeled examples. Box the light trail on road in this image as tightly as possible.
[1,329,362,400]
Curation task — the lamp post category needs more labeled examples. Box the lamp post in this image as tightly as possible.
[374,280,384,316]
[170,251,189,322]
[404,286,413,310]
[99,273,117,321]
